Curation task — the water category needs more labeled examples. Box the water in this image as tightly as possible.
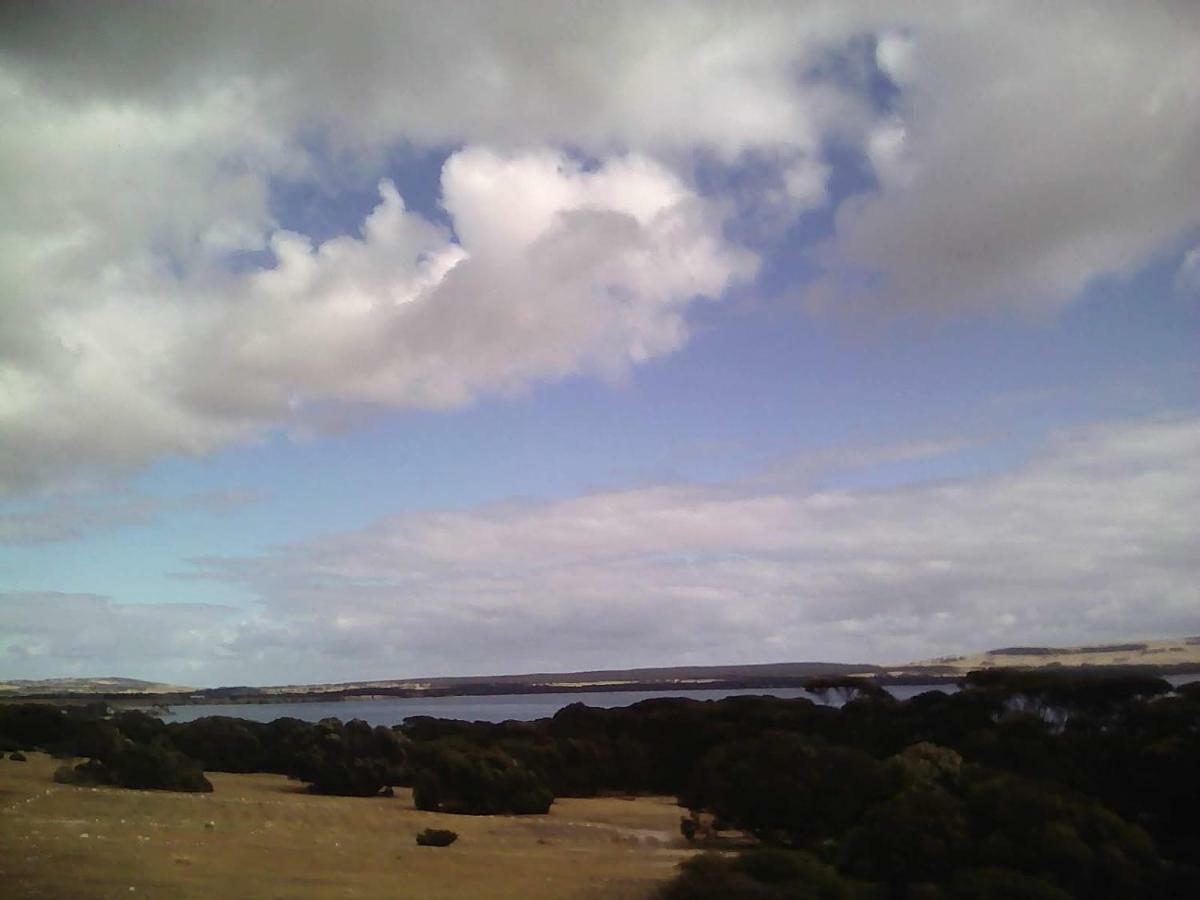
[158,683,955,727]
[155,673,1199,726]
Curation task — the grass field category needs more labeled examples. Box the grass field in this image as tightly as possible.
[0,753,696,899]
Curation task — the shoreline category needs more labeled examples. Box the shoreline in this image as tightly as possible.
[5,663,1198,711]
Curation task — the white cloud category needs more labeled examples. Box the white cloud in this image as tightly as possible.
[206,415,1200,676]
[1,2,1198,492]
[0,489,264,545]
[0,2,851,158]
[814,3,1200,314]
[0,593,237,682]
[0,149,753,492]
[5,415,1188,684]
[6,2,844,492]
[875,32,916,86]
[1177,244,1200,295]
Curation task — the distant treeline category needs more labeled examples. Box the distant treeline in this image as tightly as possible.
[988,643,1150,655]
[3,670,1199,899]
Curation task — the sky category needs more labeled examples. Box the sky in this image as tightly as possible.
[0,1,1197,687]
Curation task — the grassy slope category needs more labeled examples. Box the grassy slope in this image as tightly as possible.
[0,754,694,899]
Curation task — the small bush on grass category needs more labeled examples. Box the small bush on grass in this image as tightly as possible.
[416,828,458,847]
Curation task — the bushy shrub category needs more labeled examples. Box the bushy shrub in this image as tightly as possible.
[54,757,112,786]
[8,751,27,762]
[170,716,265,772]
[415,828,458,847]
[947,867,1073,900]
[54,743,212,792]
[888,742,964,789]
[68,719,125,760]
[410,741,552,815]
[658,851,854,900]
[111,741,213,792]
[285,718,408,796]
[111,709,169,744]
[0,704,71,750]
[959,770,1161,900]
[737,848,847,890]
[412,769,443,810]
[681,731,887,846]
[842,784,968,887]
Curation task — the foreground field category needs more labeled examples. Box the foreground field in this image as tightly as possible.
[0,754,694,899]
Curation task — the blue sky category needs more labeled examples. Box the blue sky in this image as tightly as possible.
[1,2,1197,685]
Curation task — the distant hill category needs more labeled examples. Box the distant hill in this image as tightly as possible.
[905,636,1200,674]
[0,676,191,696]
[0,663,880,700]
[253,660,883,697]
[4,637,1197,702]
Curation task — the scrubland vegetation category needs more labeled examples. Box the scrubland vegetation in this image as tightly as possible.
[2,670,1198,898]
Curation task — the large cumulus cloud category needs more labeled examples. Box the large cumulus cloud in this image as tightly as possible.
[1,149,753,492]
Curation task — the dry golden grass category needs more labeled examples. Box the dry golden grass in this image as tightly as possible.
[0,753,696,899]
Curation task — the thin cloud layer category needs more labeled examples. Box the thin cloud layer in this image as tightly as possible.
[4,416,1195,684]
[2,3,1197,491]
[0,592,237,680]
[0,489,263,545]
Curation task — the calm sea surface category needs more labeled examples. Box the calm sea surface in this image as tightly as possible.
[157,673,1198,727]
[159,684,951,726]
